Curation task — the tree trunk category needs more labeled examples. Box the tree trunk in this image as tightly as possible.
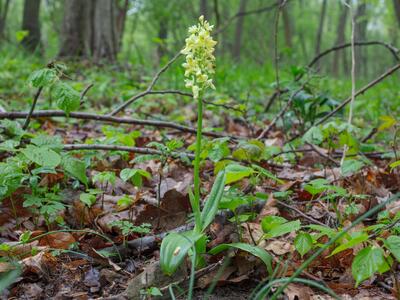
[315,0,327,63]
[281,1,293,49]
[157,18,168,62]
[332,4,348,77]
[393,0,400,26]
[0,0,10,40]
[200,0,208,19]
[59,0,126,62]
[231,0,247,61]
[21,0,41,52]
[355,2,368,77]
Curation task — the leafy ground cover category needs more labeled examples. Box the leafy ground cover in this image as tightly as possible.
[1,15,400,300]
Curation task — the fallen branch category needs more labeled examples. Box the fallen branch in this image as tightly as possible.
[64,143,195,159]
[0,110,234,139]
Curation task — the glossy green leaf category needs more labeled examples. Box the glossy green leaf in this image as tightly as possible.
[160,231,203,276]
[294,232,313,257]
[209,243,272,274]
[351,246,390,286]
[201,170,226,230]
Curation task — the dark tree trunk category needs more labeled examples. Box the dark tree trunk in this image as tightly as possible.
[332,4,348,77]
[200,0,208,19]
[281,2,293,49]
[355,2,368,77]
[393,0,400,26]
[0,0,10,40]
[157,18,168,62]
[231,0,248,61]
[315,0,327,59]
[21,0,41,52]
[59,0,127,62]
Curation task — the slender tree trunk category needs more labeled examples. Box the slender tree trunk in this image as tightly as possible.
[281,1,293,49]
[393,0,400,26]
[0,0,10,40]
[315,0,327,67]
[200,0,208,19]
[355,2,368,77]
[21,0,41,52]
[157,18,168,62]
[231,0,248,61]
[332,4,348,77]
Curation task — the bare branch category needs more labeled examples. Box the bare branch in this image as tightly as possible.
[109,52,183,116]
[0,110,236,139]
[23,87,43,130]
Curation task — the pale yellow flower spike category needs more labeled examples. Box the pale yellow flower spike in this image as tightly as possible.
[182,15,217,99]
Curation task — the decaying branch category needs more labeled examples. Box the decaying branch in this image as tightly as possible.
[0,110,235,139]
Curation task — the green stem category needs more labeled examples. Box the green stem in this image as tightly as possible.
[193,97,203,232]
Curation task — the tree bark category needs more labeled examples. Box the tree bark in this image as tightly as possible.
[21,0,41,52]
[59,0,127,62]
[393,0,400,26]
[281,0,293,49]
[332,4,348,77]
[231,0,248,61]
[315,0,327,59]
[200,0,208,19]
[0,0,10,40]
[355,2,368,77]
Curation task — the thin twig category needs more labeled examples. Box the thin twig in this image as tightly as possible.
[109,52,182,116]
[23,87,43,130]
[314,63,400,127]
[276,200,326,226]
[306,142,340,166]
[264,1,286,113]
[79,83,94,106]
[258,81,306,139]
[0,110,236,139]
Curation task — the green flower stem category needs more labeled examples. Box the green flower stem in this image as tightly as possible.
[193,96,203,233]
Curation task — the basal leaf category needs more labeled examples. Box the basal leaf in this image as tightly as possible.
[201,170,226,230]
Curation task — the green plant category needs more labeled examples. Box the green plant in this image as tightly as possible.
[111,221,151,246]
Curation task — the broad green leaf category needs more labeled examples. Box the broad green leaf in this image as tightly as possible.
[80,193,96,207]
[28,68,57,88]
[351,246,390,286]
[0,263,21,293]
[261,216,287,232]
[160,231,203,276]
[378,115,396,131]
[390,160,400,172]
[341,159,365,177]
[201,170,226,230]
[22,145,61,168]
[252,164,283,184]
[294,232,313,257]
[330,233,368,256]
[385,235,400,262]
[209,243,272,274]
[225,164,254,184]
[307,224,337,239]
[263,220,301,239]
[52,82,80,115]
[62,156,88,186]
[303,126,323,145]
[120,168,151,187]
